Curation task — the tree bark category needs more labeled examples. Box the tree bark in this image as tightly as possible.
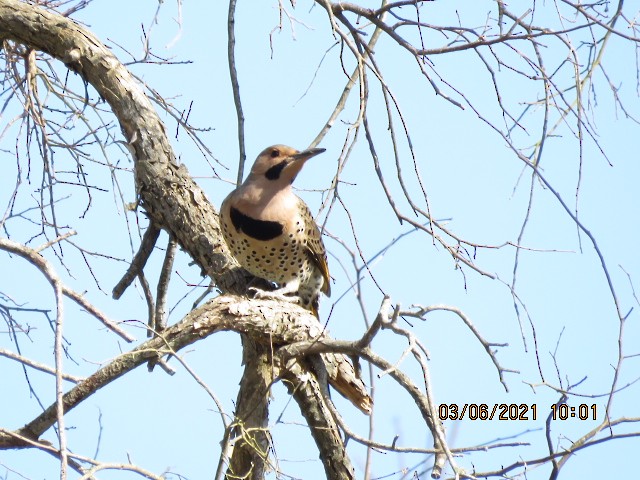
[282,361,356,479]
[226,339,273,479]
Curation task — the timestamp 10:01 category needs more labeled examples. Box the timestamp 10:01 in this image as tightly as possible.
[437,403,598,421]
[551,403,597,421]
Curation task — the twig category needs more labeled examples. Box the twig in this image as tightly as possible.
[0,238,134,342]
[112,224,161,300]
[227,0,246,185]
[154,234,177,333]
[0,349,84,383]
[405,304,516,392]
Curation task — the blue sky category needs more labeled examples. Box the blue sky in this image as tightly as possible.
[1,1,639,479]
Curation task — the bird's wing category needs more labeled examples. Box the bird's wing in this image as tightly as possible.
[299,200,332,297]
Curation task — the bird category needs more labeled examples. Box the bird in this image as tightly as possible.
[220,144,331,316]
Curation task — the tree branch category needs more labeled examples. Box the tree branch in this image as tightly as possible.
[0,295,363,449]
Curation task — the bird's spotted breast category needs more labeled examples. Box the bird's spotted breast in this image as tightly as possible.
[230,206,283,241]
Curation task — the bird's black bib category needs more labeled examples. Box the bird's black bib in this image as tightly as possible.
[230,206,283,241]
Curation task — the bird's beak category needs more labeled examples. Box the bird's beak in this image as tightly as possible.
[292,147,326,162]
[283,148,326,180]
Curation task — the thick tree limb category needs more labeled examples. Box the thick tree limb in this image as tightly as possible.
[282,360,356,480]
[226,339,273,480]
[0,295,360,448]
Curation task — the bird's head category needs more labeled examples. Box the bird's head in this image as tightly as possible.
[247,144,326,186]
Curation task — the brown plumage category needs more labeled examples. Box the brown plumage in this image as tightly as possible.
[220,145,331,316]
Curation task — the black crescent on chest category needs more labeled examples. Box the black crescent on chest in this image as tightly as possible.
[230,206,284,241]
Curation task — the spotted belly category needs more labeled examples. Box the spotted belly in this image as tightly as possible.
[220,212,311,287]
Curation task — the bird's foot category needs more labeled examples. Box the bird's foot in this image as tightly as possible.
[248,286,300,305]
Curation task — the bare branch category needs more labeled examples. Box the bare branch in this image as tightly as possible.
[0,237,134,341]
[112,224,161,300]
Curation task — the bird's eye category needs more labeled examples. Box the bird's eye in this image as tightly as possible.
[270,149,280,158]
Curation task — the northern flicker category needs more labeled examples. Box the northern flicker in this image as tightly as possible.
[220,145,331,316]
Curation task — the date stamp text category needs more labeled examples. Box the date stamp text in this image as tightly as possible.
[438,403,597,421]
